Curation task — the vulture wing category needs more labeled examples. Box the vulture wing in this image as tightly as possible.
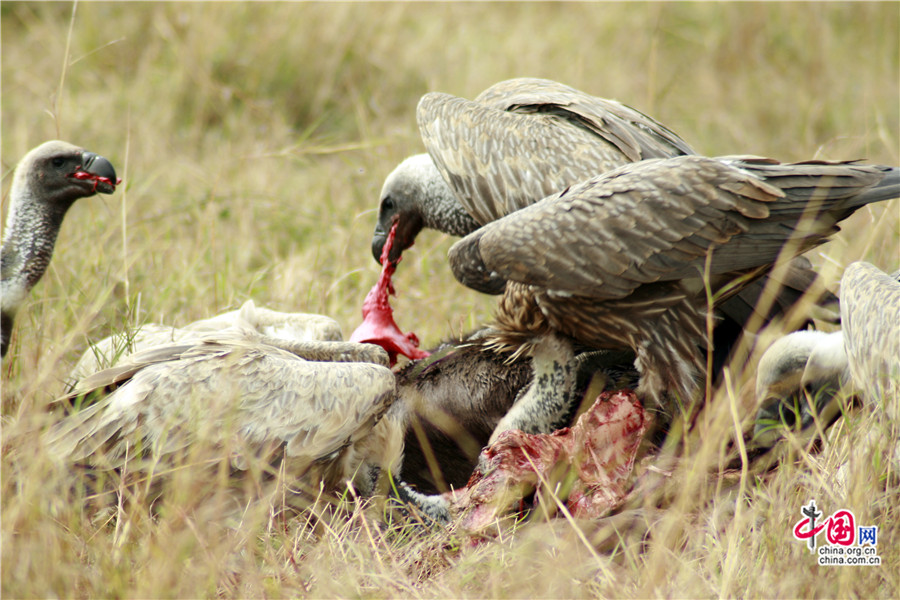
[417,79,692,226]
[47,336,396,476]
[449,155,892,300]
[840,261,900,404]
[474,77,694,161]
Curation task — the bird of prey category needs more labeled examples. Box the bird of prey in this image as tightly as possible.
[1,141,119,357]
[46,324,400,506]
[369,79,847,441]
[753,262,899,445]
[372,77,693,268]
[446,155,898,435]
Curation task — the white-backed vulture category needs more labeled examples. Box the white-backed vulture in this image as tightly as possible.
[368,80,842,441]
[446,156,898,436]
[753,262,899,445]
[371,77,693,268]
[369,78,833,327]
[1,141,118,357]
[47,324,400,503]
[55,315,640,512]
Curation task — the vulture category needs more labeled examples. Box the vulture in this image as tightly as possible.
[54,304,639,507]
[369,79,840,438]
[371,77,693,267]
[369,77,833,330]
[754,262,899,444]
[754,329,848,445]
[446,155,899,434]
[1,141,118,357]
[46,322,401,504]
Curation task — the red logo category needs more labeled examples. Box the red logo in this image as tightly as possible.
[792,502,859,552]
[826,510,856,546]
[793,518,825,540]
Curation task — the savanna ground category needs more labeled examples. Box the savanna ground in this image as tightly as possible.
[2,2,898,598]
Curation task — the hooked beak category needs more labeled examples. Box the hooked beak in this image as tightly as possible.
[371,224,406,265]
[371,214,422,265]
[371,226,392,264]
[79,151,119,194]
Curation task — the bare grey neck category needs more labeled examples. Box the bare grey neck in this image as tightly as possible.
[413,154,481,237]
[1,179,72,323]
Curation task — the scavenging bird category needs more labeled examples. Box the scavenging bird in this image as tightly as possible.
[369,79,840,438]
[372,77,694,268]
[46,322,402,504]
[54,299,639,507]
[1,141,119,358]
[446,155,898,435]
[370,78,833,331]
[754,261,900,445]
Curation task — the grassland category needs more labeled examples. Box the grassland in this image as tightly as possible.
[2,2,898,598]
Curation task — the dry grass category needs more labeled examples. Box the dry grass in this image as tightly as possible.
[2,2,898,598]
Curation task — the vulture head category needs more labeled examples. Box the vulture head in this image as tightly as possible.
[371,153,479,265]
[372,154,432,264]
[1,141,119,357]
[13,140,119,203]
[753,329,850,446]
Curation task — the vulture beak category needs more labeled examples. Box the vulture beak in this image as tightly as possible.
[77,151,120,194]
[371,226,407,265]
[371,227,389,264]
[371,214,420,265]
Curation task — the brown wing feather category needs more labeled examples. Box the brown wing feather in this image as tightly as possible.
[417,83,691,226]
[474,77,695,160]
[450,156,890,301]
[450,155,783,300]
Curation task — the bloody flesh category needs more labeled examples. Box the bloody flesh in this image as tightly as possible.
[350,222,430,366]
[444,390,648,532]
[71,170,122,192]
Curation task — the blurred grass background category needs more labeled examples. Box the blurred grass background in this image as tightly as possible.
[2,2,898,598]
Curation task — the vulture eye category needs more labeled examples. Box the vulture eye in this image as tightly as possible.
[51,157,66,168]
[381,196,394,212]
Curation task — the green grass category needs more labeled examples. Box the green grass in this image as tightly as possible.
[2,2,898,597]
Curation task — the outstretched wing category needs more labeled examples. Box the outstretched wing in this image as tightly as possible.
[449,155,888,300]
[46,337,396,476]
[417,79,692,225]
[474,77,694,160]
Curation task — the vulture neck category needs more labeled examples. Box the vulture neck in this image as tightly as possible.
[417,157,481,237]
[1,176,75,338]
